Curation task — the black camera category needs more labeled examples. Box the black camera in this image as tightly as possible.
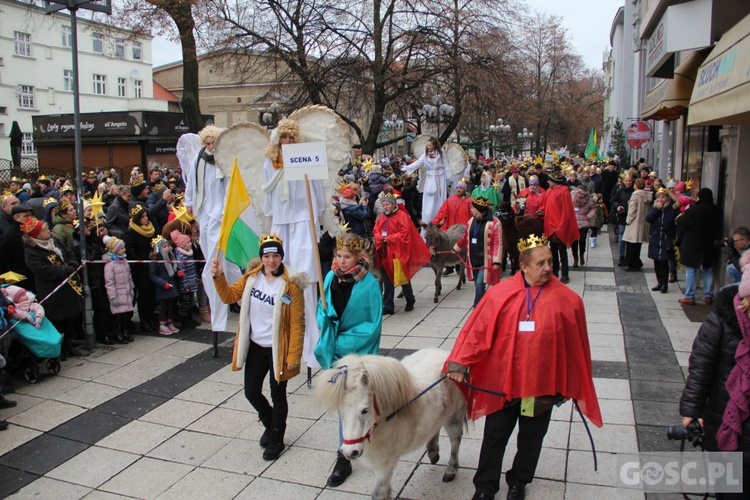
[666,420,704,447]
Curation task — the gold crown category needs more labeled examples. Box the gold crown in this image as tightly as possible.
[20,217,41,235]
[131,179,146,188]
[336,234,366,253]
[517,234,549,253]
[151,236,166,248]
[38,175,49,181]
[471,196,492,208]
[381,191,397,201]
[656,187,669,195]
[10,176,21,183]
[130,205,144,217]
[43,197,58,208]
[260,233,283,246]
[171,205,194,224]
[55,200,72,215]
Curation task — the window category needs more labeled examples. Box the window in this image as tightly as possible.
[62,26,72,48]
[63,69,74,91]
[134,79,142,98]
[117,77,126,97]
[115,38,125,58]
[14,32,31,57]
[0,124,5,136]
[93,74,106,95]
[21,133,36,155]
[92,33,103,53]
[18,85,35,109]
[132,41,141,60]
[0,107,7,114]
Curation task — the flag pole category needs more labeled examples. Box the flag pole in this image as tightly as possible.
[304,174,326,311]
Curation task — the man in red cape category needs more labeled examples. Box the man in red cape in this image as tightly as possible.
[445,236,601,500]
[374,192,432,314]
[432,179,472,230]
[539,170,579,284]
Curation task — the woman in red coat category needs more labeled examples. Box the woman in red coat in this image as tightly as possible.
[452,196,503,307]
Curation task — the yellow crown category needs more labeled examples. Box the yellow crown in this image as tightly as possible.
[55,200,72,215]
[43,197,58,208]
[151,236,166,248]
[381,191,397,202]
[38,175,49,181]
[10,176,21,183]
[656,187,669,195]
[130,205,144,217]
[131,179,146,188]
[336,234,366,253]
[471,196,492,208]
[260,233,283,246]
[517,234,549,253]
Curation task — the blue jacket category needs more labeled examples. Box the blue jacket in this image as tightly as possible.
[149,255,180,301]
[341,203,371,237]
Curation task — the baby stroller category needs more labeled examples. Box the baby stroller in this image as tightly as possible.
[3,316,62,384]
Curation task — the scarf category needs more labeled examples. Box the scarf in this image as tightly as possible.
[30,237,63,261]
[106,252,127,262]
[128,220,155,238]
[158,248,178,277]
[272,153,284,170]
[200,149,215,164]
[716,294,750,451]
[333,259,370,284]
[176,247,193,257]
[262,158,290,202]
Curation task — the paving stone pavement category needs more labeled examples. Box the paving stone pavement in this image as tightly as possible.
[0,228,712,499]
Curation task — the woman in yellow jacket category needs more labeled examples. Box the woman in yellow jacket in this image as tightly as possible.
[211,233,306,461]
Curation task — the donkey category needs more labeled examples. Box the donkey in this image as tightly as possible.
[314,349,466,500]
[424,223,467,303]
[498,204,544,274]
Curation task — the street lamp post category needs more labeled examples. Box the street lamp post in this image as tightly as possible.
[489,118,511,157]
[517,127,533,156]
[421,94,455,142]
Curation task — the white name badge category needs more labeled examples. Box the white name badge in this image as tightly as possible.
[519,321,535,332]
[574,207,580,212]
[281,293,292,305]
[381,231,388,237]
[471,238,478,244]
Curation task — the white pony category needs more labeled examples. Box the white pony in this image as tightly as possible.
[314,348,466,500]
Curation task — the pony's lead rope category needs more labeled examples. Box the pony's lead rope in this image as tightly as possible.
[434,250,491,272]
[384,374,447,421]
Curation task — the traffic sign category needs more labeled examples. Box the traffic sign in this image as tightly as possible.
[627,121,652,149]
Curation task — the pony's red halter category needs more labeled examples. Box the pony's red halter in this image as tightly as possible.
[342,394,381,445]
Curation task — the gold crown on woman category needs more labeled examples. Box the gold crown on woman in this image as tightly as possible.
[471,196,492,208]
[43,197,58,208]
[336,234,365,252]
[130,205,144,217]
[260,233,283,245]
[55,200,72,215]
[517,234,549,253]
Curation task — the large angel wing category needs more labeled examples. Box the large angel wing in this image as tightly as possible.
[410,134,431,193]
[213,123,271,230]
[443,143,469,175]
[176,133,202,183]
[288,105,352,237]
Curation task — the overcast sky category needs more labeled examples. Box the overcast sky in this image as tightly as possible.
[151,0,624,70]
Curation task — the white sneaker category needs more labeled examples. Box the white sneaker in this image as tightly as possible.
[158,324,173,335]
[590,237,596,248]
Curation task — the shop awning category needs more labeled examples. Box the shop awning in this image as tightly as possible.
[642,51,704,121]
[689,13,750,126]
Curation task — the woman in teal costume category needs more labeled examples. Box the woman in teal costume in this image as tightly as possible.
[315,233,382,488]
[471,170,502,212]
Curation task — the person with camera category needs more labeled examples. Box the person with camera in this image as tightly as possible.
[724,227,750,284]
[680,252,750,497]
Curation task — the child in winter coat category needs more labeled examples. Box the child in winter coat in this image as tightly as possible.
[149,236,180,335]
[170,230,200,328]
[1,285,45,328]
[102,235,135,344]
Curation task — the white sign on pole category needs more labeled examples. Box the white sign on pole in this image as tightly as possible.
[282,142,328,180]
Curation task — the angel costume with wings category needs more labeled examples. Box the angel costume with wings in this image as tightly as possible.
[214,106,349,370]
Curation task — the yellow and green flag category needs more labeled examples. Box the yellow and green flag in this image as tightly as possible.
[584,129,597,160]
[218,158,261,268]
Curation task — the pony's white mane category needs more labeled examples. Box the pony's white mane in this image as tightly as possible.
[314,354,418,418]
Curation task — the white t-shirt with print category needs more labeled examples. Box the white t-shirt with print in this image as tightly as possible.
[249,274,284,347]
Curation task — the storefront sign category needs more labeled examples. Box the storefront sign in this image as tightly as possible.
[282,142,328,180]
[627,121,652,148]
[145,143,178,155]
[646,0,712,78]
[33,112,141,138]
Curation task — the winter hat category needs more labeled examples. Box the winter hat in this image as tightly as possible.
[130,180,148,198]
[4,285,26,303]
[22,183,31,191]
[258,233,284,258]
[529,177,539,185]
[455,179,467,190]
[20,217,45,238]
[341,188,356,200]
[667,180,677,189]
[170,230,191,249]
[698,187,713,203]
[103,235,125,254]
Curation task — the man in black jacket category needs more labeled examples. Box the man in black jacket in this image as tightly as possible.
[677,188,723,305]
[610,175,634,266]
[105,186,132,238]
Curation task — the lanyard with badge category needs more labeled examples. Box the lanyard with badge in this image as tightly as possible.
[520,283,544,416]
[471,219,481,245]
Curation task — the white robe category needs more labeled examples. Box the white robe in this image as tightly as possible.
[185,153,241,332]
[403,152,448,232]
[262,158,324,369]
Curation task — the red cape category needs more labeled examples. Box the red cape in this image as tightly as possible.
[432,195,472,230]
[444,272,602,427]
[374,207,432,282]
[542,186,580,248]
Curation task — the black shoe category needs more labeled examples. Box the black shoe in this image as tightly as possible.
[263,426,286,461]
[651,283,662,291]
[443,267,454,276]
[0,396,17,409]
[382,308,394,315]
[472,492,495,500]
[141,321,155,333]
[506,484,525,500]
[66,346,90,357]
[98,336,115,346]
[327,451,352,487]
[397,291,404,299]
[0,421,7,431]
[405,302,415,312]
[560,275,570,284]
[114,331,128,345]
[259,416,272,448]
[618,259,626,266]
[669,271,678,283]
